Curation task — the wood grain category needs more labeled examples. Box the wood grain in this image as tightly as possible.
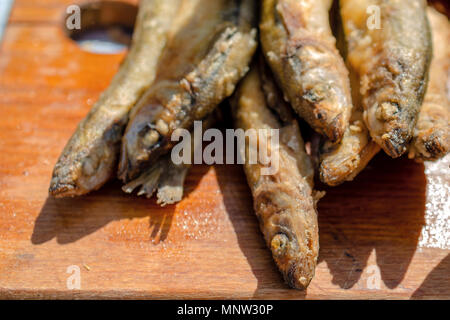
[0,0,448,299]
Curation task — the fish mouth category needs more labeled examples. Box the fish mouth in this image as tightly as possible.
[284,255,316,290]
[49,181,79,198]
[381,129,409,158]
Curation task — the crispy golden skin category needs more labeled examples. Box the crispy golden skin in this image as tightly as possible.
[118,0,257,182]
[232,67,320,289]
[320,62,380,186]
[341,0,432,158]
[318,6,381,186]
[260,0,352,143]
[409,7,450,161]
[49,0,178,197]
[320,113,380,185]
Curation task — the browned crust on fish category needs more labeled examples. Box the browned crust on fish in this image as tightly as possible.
[260,0,352,143]
[320,139,380,186]
[232,66,319,289]
[118,0,257,182]
[49,0,178,197]
[319,59,381,186]
[341,0,432,158]
[409,7,450,161]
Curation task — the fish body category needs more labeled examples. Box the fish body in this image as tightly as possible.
[320,64,380,186]
[341,0,432,157]
[232,66,319,289]
[409,7,450,161]
[260,0,353,143]
[49,0,179,197]
[118,0,257,182]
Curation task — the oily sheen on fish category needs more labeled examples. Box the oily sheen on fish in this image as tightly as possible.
[232,66,320,289]
[49,0,179,197]
[260,0,353,143]
[340,0,432,158]
[118,0,258,182]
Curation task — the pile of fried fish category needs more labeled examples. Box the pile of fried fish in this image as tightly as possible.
[49,0,449,289]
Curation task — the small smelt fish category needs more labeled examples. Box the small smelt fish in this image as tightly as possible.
[340,0,432,158]
[232,66,320,290]
[49,0,179,197]
[320,112,381,186]
[260,0,353,143]
[320,39,381,186]
[258,55,315,183]
[409,7,450,161]
[118,0,257,182]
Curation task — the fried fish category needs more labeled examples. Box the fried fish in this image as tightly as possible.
[232,66,320,289]
[320,58,380,186]
[260,0,353,143]
[49,0,178,197]
[409,7,450,161]
[118,0,258,182]
[320,103,381,185]
[340,0,432,158]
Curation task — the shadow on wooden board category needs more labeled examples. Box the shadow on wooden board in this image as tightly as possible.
[217,153,426,294]
[412,254,450,299]
[317,154,426,290]
[31,165,210,245]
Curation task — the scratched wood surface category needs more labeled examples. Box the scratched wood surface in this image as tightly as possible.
[0,0,448,299]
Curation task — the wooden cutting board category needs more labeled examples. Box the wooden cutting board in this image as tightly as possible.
[0,0,448,299]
